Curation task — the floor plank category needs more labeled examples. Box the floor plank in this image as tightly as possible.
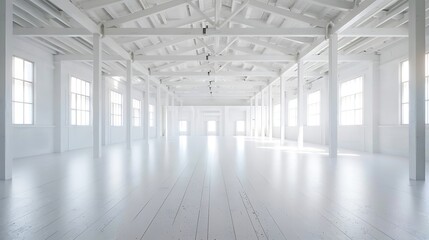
[0,137,428,240]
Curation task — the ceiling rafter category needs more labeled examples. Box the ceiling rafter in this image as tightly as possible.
[248,0,328,27]
[104,0,189,27]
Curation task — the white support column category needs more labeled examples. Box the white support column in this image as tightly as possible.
[255,93,259,137]
[163,90,168,137]
[93,33,102,158]
[409,0,425,181]
[171,94,175,137]
[101,75,107,146]
[365,61,379,153]
[321,74,329,146]
[261,90,265,137]
[280,76,286,143]
[248,98,253,137]
[0,0,12,180]
[257,94,261,137]
[54,60,67,153]
[223,106,228,136]
[328,33,338,158]
[126,60,133,149]
[268,85,273,138]
[144,79,150,141]
[156,83,162,138]
[297,61,305,148]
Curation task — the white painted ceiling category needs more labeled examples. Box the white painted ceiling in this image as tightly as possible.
[12,0,415,102]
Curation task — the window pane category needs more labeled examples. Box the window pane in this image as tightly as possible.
[13,57,24,79]
[24,61,33,82]
[179,121,187,132]
[402,103,409,124]
[401,61,409,83]
[207,121,216,132]
[70,77,91,126]
[402,82,409,103]
[236,121,245,132]
[14,79,24,102]
[24,82,33,103]
[23,103,32,124]
[13,102,24,124]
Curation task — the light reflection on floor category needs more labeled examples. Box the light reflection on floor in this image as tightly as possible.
[1,136,428,240]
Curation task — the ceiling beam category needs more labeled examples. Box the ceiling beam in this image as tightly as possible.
[77,0,126,10]
[150,71,279,77]
[47,0,131,61]
[13,27,92,37]
[239,37,297,55]
[332,0,395,33]
[134,54,296,62]
[54,54,123,61]
[340,27,408,37]
[302,0,355,11]
[303,54,379,62]
[248,0,327,27]
[104,0,189,27]
[104,27,326,37]
[166,80,266,86]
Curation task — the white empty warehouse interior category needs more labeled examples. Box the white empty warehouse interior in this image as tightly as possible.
[1,0,429,239]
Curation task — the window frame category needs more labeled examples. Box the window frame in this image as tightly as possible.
[306,90,321,126]
[132,99,141,127]
[339,76,363,126]
[12,56,34,125]
[273,103,281,127]
[110,90,123,126]
[207,120,217,134]
[235,120,246,134]
[149,104,155,127]
[69,76,91,126]
[287,98,298,127]
[399,56,429,125]
[179,120,188,133]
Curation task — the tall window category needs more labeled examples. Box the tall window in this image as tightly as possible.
[110,91,123,126]
[70,77,90,126]
[340,77,363,125]
[236,120,245,134]
[287,98,297,126]
[179,121,188,133]
[273,104,280,127]
[307,91,320,126]
[207,121,217,133]
[149,104,155,127]
[400,58,429,124]
[12,57,33,124]
[132,99,141,127]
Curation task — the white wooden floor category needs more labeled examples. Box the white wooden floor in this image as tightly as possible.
[0,136,428,240]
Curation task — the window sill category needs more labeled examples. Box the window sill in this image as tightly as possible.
[13,124,55,128]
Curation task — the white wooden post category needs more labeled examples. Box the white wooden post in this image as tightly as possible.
[280,76,286,143]
[268,85,273,138]
[144,79,150,141]
[0,0,12,180]
[126,60,132,149]
[297,61,304,148]
[409,0,426,180]
[328,33,338,158]
[156,83,162,138]
[93,33,102,158]
[54,60,67,153]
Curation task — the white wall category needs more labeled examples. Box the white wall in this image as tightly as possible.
[60,61,93,150]
[10,36,427,160]
[377,39,429,158]
[268,62,375,152]
[12,38,55,158]
[174,106,250,136]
